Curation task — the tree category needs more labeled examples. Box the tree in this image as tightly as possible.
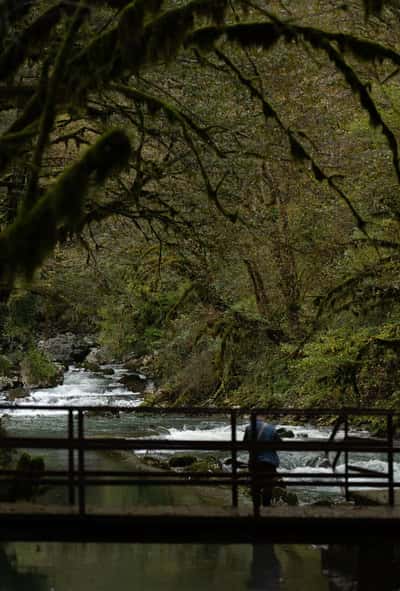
[2,0,400,407]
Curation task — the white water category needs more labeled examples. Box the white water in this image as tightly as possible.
[0,367,143,417]
[1,367,399,501]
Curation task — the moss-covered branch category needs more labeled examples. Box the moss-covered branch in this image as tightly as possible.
[24,1,88,212]
[0,130,131,285]
[66,0,229,94]
[111,83,222,155]
[0,1,79,81]
[215,48,366,230]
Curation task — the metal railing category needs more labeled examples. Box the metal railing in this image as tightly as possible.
[0,405,398,516]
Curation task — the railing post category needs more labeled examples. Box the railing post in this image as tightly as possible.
[230,410,238,508]
[387,413,395,507]
[78,409,85,515]
[68,409,75,506]
[344,415,349,501]
[250,411,260,517]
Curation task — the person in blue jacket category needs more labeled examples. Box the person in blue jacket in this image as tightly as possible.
[244,415,281,507]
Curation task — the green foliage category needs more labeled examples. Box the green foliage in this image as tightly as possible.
[3,0,400,420]
[3,291,41,347]
[20,347,60,387]
[99,283,183,357]
[0,354,12,376]
[64,0,230,100]
[292,321,400,408]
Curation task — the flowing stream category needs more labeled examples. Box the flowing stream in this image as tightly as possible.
[1,366,398,505]
[0,366,399,590]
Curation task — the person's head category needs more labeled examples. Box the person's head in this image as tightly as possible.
[248,413,268,424]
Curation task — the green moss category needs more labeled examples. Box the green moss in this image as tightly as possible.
[0,355,12,377]
[20,348,60,387]
[0,129,131,285]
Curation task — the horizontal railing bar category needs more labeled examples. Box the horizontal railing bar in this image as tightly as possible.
[347,465,386,476]
[69,480,375,487]
[0,437,395,452]
[0,405,399,416]
[0,470,389,480]
[1,404,398,515]
[0,479,396,488]
[345,436,388,444]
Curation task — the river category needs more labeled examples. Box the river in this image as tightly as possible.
[0,366,399,590]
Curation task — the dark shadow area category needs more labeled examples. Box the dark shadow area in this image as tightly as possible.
[247,544,281,591]
[322,543,400,591]
[0,544,48,591]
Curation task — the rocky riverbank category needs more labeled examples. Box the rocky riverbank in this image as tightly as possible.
[0,333,96,398]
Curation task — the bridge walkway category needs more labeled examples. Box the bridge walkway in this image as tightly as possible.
[0,405,399,542]
[0,502,400,543]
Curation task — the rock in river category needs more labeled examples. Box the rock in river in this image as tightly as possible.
[277,428,295,438]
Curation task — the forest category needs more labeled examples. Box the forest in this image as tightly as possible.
[1,0,400,418]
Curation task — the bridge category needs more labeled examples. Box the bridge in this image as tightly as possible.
[0,405,399,543]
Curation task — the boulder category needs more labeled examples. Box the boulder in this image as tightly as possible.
[306,455,331,469]
[139,354,154,368]
[7,387,30,401]
[84,346,113,366]
[119,373,147,393]
[222,457,248,470]
[318,458,331,469]
[277,428,295,438]
[307,456,331,468]
[82,361,102,373]
[306,456,320,467]
[272,486,299,506]
[0,376,16,392]
[123,356,142,370]
[20,349,64,389]
[189,456,220,472]
[38,333,96,366]
[168,455,197,468]
[311,499,334,507]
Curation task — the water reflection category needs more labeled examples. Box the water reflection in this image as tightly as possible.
[247,545,281,590]
[0,544,48,591]
[2,543,400,591]
[321,544,400,591]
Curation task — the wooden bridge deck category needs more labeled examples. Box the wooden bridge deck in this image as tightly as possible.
[1,503,400,543]
[1,405,399,543]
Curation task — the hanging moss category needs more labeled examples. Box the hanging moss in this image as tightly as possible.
[111,83,221,155]
[363,0,384,15]
[0,125,38,161]
[118,0,164,50]
[0,0,33,52]
[0,130,131,284]
[0,0,152,80]
[68,0,229,93]
[190,20,400,201]
[0,1,79,81]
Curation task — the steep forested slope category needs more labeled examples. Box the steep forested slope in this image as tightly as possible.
[1,0,400,410]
